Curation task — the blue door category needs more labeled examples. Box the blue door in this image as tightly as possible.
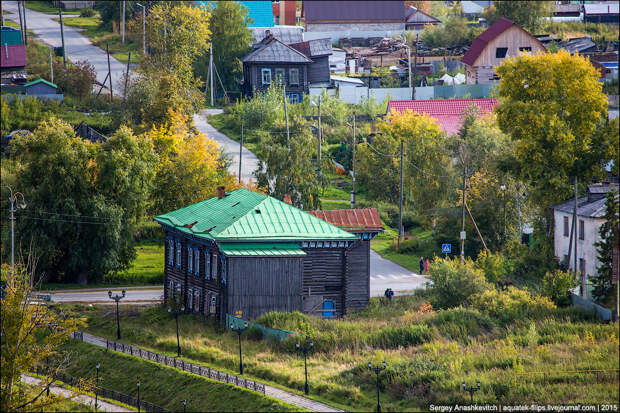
[322,300,335,320]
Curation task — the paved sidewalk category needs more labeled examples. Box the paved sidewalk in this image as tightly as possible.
[77,331,342,412]
[21,373,132,412]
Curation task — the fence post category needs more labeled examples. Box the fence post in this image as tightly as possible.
[114,341,117,351]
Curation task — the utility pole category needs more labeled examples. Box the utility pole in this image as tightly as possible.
[351,115,356,209]
[124,52,131,99]
[7,188,26,278]
[575,176,582,296]
[317,96,322,173]
[49,47,54,83]
[398,140,404,248]
[209,43,214,106]
[22,1,28,46]
[121,0,126,44]
[106,41,113,100]
[413,33,418,99]
[59,8,67,68]
[17,0,24,43]
[460,163,466,264]
[516,182,522,241]
[136,3,146,55]
[239,121,243,183]
[283,85,290,151]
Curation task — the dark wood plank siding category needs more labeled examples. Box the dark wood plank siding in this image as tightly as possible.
[227,257,304,320]
[344,240,370,313]
[302,248,346,318]
[245,63,309,95]
[307,56,330,84]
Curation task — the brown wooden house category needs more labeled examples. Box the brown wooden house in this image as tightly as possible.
[154,188,383,321]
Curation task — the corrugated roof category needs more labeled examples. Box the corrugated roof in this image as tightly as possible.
[307,209,384,232]
[290,38,332,57]
[242,36,312,63]
[387,98,498,135]
[461,18,544,66]
[220,242,307,257]
[303,0,405,23]
[250,26,303,44]
[24,78,57,89]
[584,3,619,15]
[153,188,356,241]
[0,44,26,68]
[1,27,24,46]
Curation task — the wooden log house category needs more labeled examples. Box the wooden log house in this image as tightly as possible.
[154,187,383,321]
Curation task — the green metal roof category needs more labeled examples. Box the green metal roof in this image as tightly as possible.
[153,188,356,242]
[219,243,307,257]
[1,27,24,46]
[24,78,57,89]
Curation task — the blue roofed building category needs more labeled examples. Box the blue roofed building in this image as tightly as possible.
[194,1,274,27]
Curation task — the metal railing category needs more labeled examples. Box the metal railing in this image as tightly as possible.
[103,337,266,395]
[33,366,169,412]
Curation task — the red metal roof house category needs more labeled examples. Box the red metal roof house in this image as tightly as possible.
[461,18,546,84]
[1,44,27,71]
[386,98,498,135]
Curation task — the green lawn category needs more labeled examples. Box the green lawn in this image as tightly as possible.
[58,300,619,412]
[59,340,299,412]
[25,1,83,14]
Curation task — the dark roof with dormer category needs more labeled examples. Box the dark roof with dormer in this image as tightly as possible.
[242,35,312,64]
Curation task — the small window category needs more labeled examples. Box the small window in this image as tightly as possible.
[495,47,508,58]
[187,288,193,310]
[212,253,218,280]
[176,241,182,269]
[289,68,299,85]
[194,248,200,276]
[205,251,211,280]
[167,239,174,266]
[563,216,569,237]
[579,220,584,240]
[209,295,217,315]
[188,247,193,273]
[275,68,285,82]
[519,47,532,52]
[261,68,271,85]
[193,290,200,313]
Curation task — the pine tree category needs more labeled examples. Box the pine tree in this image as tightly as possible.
[591,189,619,305]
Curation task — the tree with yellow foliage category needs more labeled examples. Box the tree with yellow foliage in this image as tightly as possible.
[496,50,614,206]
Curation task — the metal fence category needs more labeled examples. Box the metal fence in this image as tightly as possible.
[33,366,168,412]
[103,337,266,395]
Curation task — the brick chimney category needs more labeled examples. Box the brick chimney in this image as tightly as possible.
[217,186,227,199]
[283,194,292,205]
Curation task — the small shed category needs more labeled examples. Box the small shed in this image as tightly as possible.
[24,78,58,95]
[405,6,441,31]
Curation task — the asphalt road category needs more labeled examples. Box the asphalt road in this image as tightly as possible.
[194,109,260,184]
[45,287,163,304]
[3,1,126,96]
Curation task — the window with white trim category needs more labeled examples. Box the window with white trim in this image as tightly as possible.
[187,288,193,310]
[194,248,200,276]
[176,241,181,268]
[289,68,299,85]
[262,68,271,85]
[188,247,193,273]
[167,239,174,266]
[193,290,200,313]
[205,251,212,280]
[209,295,217,314]
[212,253,218,280]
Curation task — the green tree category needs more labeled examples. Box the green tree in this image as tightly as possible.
[483,1,553,32]
[421,15,483,49]
[1,263,84,411]
[496,50,612,207]
[591,189,619,306]
[195,1,252,94]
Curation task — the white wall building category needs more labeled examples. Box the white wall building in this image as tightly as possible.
[551,184,618,293]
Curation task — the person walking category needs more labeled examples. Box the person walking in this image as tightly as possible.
[424,258,430,274]
[419,256,424,274]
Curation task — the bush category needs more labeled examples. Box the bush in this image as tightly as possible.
[425,307,495,341]
[133,220,164,243]
[80,8,96,17]
[54,60,97,102]
[475,251,516,284]
[541,270,577,306]
[470,286,556,324]
[428,258,490,309]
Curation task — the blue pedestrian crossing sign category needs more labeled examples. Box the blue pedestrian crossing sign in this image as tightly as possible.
[441,244,451,254]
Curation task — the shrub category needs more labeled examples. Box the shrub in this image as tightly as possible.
[133,220,164,243]
[475,251,516,284]
[425,307,495,341]
[471,286,556,324]
[54,60,97,102]
[541,270,577,306]
[80,8,96,17]
[244,325,264,341]
[428,258,490,309]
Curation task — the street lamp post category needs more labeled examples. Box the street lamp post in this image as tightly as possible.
[137,380,141,412]
[95,363,100,411]
[230,321,248,375]
[500,183,506,246]
[296,338,314,395]
[135,3,146,55]
[107,290,126,340]
[368,361,387,413]
[182,399,187,413]
[6,186,27,277]
[462,381,481,404]
[168,306,185,357]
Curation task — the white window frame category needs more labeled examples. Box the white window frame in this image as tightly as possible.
[176,241,182,268]
[188,247,193,273]
[167,239,174,266]
[261,68,272,85]
[194,248,200,276]
[205,251,211,280]
[289,68,299,85]
[193,290,200,313]
[212,253,218,280]
[187,288,193,310]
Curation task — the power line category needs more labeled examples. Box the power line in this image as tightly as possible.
[407,159,455,179]
[17,216,111,225]
[365,142,400,158]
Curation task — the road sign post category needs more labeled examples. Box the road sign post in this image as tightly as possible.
[441,243,451,259]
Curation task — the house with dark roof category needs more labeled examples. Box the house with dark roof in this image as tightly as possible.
[386,98,498,135]
[242,32,313,102]
[154,187,381,321]
[551,183,619,298]
[302,1,405,34]
[461,18,546,84]
[289,38,332,87]
[405,6,441,31]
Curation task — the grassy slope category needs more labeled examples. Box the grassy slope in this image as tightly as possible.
[61,301,619,411]
[59,340,299,412]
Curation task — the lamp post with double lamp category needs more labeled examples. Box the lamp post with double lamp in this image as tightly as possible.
[108,290,126,339]
[296,338,314,395]
[168,305,184,357]
[95,363,100,411]
[230,321,248,375]
[500,182,506,246]
[137,380,141,412]
[6,186,26,277]
[462,381,481,404]
[368,360,387,413]
[182,399,187,413]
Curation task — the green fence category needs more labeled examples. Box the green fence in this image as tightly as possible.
[226,314,296,342]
